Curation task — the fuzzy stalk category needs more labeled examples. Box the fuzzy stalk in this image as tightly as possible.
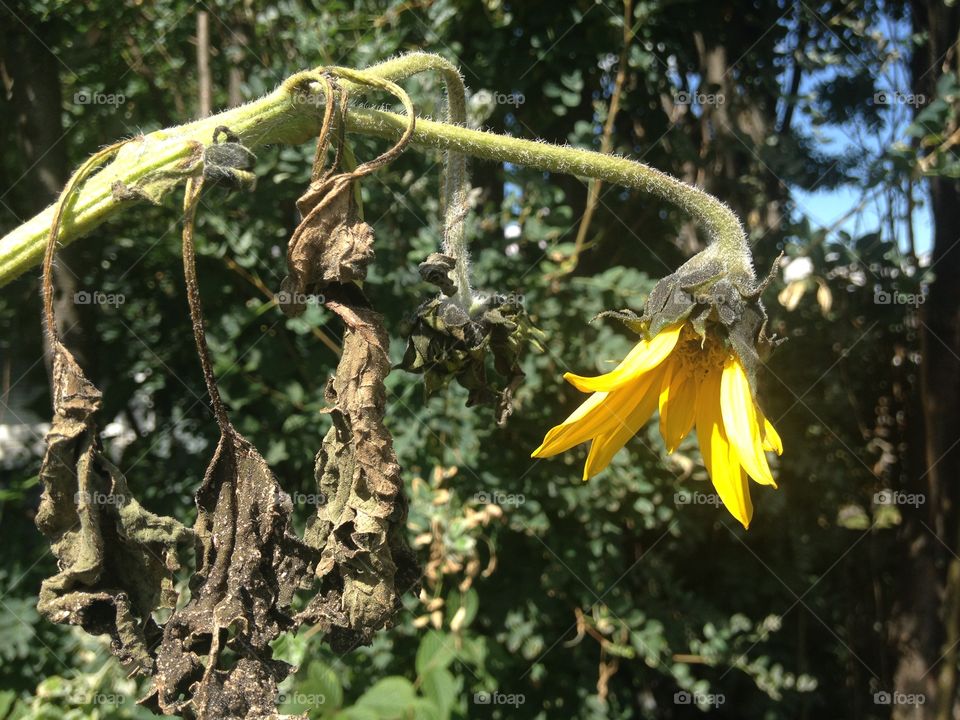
[0,53,748,288]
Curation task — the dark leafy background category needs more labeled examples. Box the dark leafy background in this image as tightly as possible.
[0,1,956,718]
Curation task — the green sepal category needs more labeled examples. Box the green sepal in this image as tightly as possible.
[603,246,785,398]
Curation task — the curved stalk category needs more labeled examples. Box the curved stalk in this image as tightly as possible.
[0,53,748,288]
[346,106,750,262]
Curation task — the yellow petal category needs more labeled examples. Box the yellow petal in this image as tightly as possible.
[564,325,682,393]
[759,410,783,455]
[719,358,777,487]
[531,383,639,458]
[658,359,696,453]
[583,367,664,480]
[531,391,607,457]
[695,368,753,528]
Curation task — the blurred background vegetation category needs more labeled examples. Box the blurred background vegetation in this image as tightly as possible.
[1,0,959,718]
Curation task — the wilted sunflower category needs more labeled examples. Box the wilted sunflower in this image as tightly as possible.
[531,248,784,528]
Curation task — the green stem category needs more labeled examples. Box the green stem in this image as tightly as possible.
[346,106,751,267]
[0,53,748,288]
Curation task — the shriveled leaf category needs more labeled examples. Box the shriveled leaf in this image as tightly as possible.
[298,298,419,651]
[400,293,542,425]
[281,174,375,317]
[145,431,318,718]
[36,342,191,674]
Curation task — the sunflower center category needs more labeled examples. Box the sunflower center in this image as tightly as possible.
[673,326,727,381]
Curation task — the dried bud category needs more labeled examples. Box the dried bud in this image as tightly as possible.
[418,252,459,296]
[400,292,544,424]
[201,126,257,190]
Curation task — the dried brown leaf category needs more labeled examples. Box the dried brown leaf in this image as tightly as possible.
[281,176,374,315]
[36,342,191,674]
[297,297,419,651]
[146,429,318,718]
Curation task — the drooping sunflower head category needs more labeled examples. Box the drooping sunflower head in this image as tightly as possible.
[532,251,783,529]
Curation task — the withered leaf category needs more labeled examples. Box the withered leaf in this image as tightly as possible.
[142,174,320,719]
[274,152,420,652]
[297,296,419,653]
[145,429,318,719]
[281,175,375,317]
[36,342,192,674]
[400,293,542,425]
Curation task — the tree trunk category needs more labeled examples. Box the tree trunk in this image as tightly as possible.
[892,3,960,718]
[196,10,212,117]
[1,15,95,376]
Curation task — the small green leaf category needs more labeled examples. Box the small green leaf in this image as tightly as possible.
[355,677,417,718]
[303,660,343,714]
[416,630,456,677]
[407,699,444,720]
[420,668,457,720]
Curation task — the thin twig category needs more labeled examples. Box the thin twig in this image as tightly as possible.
[557,0,635,278]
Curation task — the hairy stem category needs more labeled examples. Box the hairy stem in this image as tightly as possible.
[344,108,749,268]
[429,58,472,303]
[0,53,748,288]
